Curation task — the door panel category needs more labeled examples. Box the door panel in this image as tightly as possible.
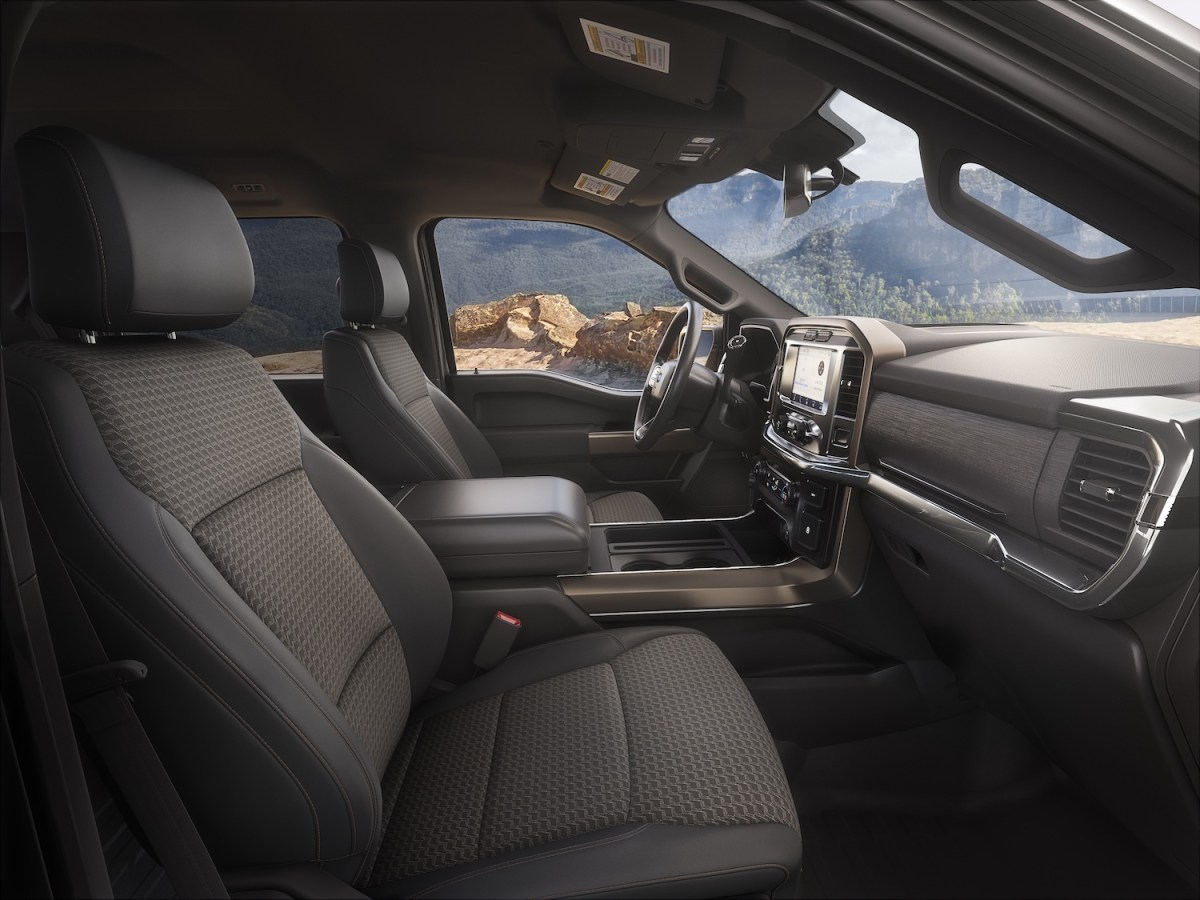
[448,369,701,507]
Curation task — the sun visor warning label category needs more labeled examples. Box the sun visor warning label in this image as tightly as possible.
[574,173,625,201]
[580,19,670,74]
[600,160,640,184]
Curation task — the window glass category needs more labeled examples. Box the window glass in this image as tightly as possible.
[194,217,343,372]
[959,165,1128,259]
[668,92,1198,345]
[435,218,702,389]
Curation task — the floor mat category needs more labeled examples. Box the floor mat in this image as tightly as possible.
[797,789,1192,899]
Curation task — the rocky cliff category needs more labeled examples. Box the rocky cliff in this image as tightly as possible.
[449,293,690,387]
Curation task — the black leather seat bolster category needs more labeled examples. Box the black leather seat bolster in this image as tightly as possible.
[323,331,466,485]
[374,821,802,899]
[5,352,379,878]
[426,388,502,477]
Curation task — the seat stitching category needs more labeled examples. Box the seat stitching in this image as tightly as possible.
[326,334,459,479]
[407,632,627,721]
[347,240,382,321]
[25,134,110,324]
[364,718,423,880]
[406,824,651,899]
[334,624,396,707]
[402,394,469,478]
[188,465,302,531]
[606,661,634,827]
[158,505,378,857]
[323,384,441,481]
[476,690,507,859]
[359,332,469,478]
[543,862,792,899]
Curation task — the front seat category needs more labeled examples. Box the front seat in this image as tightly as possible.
[323,239,663,524]
[8,127,802,897]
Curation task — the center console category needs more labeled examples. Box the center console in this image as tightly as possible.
[754,325,869,565]
[392,477,591,578]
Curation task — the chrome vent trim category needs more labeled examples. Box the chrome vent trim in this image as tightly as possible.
[835,350,865,419]
[1059,438,1152,563]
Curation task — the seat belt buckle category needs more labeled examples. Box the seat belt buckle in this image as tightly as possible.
[63,659,148,703]
[473,612,521,671]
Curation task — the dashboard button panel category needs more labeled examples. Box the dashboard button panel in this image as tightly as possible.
[753,457,838,563]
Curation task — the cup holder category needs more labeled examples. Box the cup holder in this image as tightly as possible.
[621,560,671,572]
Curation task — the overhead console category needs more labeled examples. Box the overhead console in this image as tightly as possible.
[547,2,840,207]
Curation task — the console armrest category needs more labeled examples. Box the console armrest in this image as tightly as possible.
[393,477,590,578]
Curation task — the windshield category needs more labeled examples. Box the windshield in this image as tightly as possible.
[668,93,1198,346]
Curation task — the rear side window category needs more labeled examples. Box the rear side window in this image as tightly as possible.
[195,217,342,373]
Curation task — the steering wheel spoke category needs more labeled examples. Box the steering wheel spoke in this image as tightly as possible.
[633,299,706,450]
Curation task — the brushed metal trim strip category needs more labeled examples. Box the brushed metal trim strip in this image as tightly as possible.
[876,460,1008,520]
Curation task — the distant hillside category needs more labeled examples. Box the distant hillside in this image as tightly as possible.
[199,176,1194,363]
[436,219,682,317]
[435,169,1162,327]
[195,218,342,355]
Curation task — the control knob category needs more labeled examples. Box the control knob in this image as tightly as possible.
[775,411,822,444]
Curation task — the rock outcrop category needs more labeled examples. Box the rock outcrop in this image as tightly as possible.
[571,306,678,371]
[449,293,687,385]
[451,293,589,354]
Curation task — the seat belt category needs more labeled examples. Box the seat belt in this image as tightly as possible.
[18,479,228,899]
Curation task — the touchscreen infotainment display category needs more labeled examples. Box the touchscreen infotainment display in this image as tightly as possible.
[792,346,834,413]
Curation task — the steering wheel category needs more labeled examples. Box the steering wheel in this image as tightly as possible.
[634,299,705,450]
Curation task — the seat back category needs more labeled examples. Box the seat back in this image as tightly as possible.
[8,128,451,882]
[323,239,502,487]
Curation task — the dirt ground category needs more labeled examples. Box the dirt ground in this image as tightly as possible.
[257,349,323,374]
[1024,317,1200,346]
[254,316,1200,375]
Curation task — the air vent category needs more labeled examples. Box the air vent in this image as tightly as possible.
[835,351,865,419]
[1059,438,1152,564]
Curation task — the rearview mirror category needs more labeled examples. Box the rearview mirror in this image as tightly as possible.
[783,161,847,218]
[783,161,813,218]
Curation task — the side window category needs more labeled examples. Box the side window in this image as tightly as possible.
[197,217,342,374]
[434,218,699,390]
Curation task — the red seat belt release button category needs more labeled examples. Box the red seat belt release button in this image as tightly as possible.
[473,611,522,670]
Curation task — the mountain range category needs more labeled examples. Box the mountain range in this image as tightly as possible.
[201,169,1187,358]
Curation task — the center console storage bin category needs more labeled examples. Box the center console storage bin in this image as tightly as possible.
[594,521,751,572]
[393,477,590,578]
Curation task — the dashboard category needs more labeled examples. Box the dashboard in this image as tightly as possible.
[736,316,1199,878]
[743,316,1200,618]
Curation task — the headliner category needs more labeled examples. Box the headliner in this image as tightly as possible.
[3,1,834,225]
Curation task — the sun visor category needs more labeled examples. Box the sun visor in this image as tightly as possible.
[555,2,726,109]
[550,124,740,206]
[550,148,659,206]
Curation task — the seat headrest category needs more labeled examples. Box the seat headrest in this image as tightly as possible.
[15,127,253,333]
[337,239,410,324]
